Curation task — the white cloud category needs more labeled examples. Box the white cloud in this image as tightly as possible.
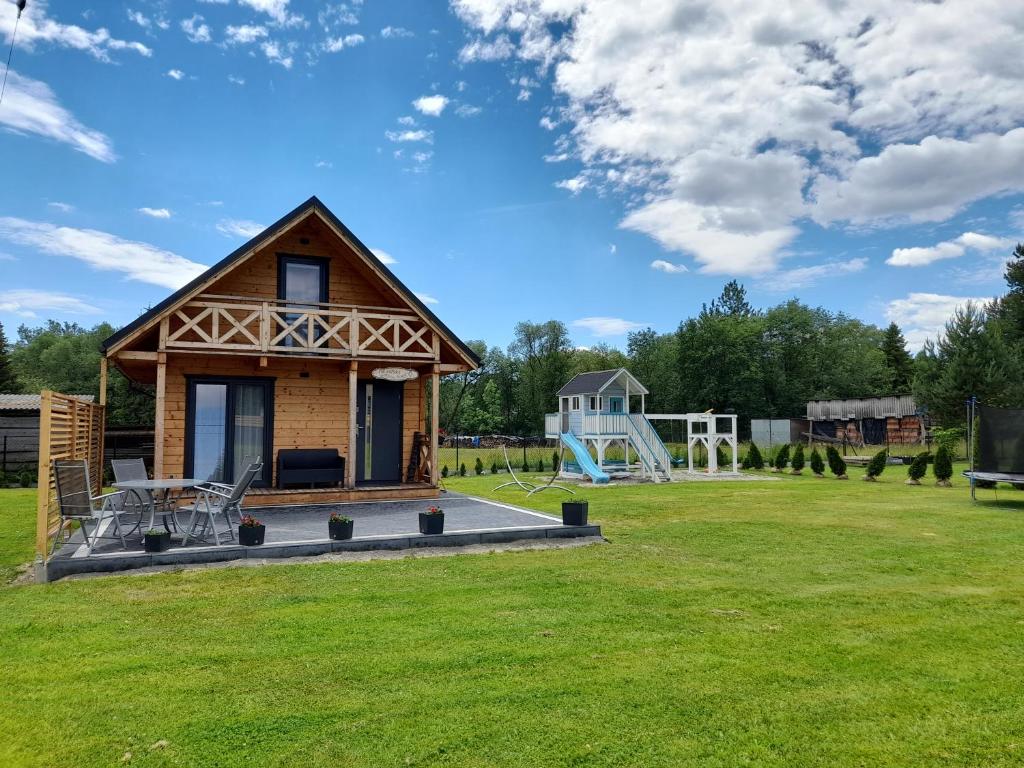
[228,75,246,86]
[47,202,74,213]
[415,292,439,305]
[381,26,414,39]
[0,72,115,163]
[315,160,333,169]
[886,292,994,351]
[385,129,433,144]
[413,94,449,117]
[318,3,361,28]
[453,0,1024,276]
[650,259,688,275]
[138,207,172,219]
[759,257,868,291]
[225,24,268,45]
[166,69,186,81]
[216,219,266,239]
[238,0,303,27]
[260,40,294,68]
[0,289,101,318]
[888,231,1012,267]
[397,115,417,126]
[455,104,482,118]
[1,2,152,61]
[572,316,645,337]
[323,33,364,52]
[371,248,397,265]
[555,176,587,194]
[0,218,207,289]
[127,10,151,30]
[181,14,212,44]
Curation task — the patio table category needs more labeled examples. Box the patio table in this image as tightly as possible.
[113,478,203,536]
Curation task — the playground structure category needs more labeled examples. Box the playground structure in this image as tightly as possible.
[964,398,1024,500]
[543,369,740,484]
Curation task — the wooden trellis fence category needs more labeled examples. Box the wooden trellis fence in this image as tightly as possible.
[35,391,105,560]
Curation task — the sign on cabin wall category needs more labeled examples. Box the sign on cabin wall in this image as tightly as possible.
[372,367,419,382]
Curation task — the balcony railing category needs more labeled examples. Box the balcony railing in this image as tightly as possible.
[162,295,436,359]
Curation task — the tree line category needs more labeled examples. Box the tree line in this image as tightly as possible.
[2,243,1022,434]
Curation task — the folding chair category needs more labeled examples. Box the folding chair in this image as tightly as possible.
[180,462,263,546]
[52,460,133,555]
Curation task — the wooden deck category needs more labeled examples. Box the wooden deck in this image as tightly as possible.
[242,482,439,507]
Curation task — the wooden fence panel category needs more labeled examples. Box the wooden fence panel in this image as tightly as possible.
[35,391,105,559]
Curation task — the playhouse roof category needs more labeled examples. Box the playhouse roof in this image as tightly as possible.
[557,368,649,397]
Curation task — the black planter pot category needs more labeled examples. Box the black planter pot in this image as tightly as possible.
[238,524,266,546]
[143,531,171,552]
[329,519,354,540]
[418,512,444,535]
[561,501,589,526]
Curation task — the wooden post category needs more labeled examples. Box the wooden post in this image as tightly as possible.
[347,360,358,489]
[154,352,167,477]
[35,390,53,558]
[430,364,440,486]
[98,356,108,407]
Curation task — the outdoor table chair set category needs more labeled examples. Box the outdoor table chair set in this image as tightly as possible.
[51,457,263,555]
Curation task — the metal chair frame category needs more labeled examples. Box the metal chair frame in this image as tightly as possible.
[52,460,134,555]
[180,462,263,546]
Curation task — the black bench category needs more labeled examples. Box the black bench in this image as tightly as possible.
[276,449,346,489]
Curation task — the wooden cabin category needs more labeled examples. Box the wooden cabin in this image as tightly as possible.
[100,197,479,505]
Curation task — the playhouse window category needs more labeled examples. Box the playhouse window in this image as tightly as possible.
[589,396,602,411]
[571,396,581,411]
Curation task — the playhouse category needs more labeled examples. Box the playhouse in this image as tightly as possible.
[543,369,739,483]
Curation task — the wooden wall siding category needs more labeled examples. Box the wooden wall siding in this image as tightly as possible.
[210,218,399,309]
[161,354,426,487]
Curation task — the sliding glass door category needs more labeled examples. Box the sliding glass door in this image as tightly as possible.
[186,377,274,485]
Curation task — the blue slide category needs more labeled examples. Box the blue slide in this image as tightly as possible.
[561,432,611,484]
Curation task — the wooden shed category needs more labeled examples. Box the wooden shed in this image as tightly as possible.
[806,395,925,446]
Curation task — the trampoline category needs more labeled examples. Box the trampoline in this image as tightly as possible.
[964,399,1024,499]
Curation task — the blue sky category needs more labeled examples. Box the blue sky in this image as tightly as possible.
[1,0,1022,352]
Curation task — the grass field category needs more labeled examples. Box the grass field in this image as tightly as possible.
[2,466,1023,766]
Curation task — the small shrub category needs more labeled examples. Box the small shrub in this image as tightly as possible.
[474,457,484,476]
[932,427,963,457]
[441,465,449,478]
[18,469,32,488]
[747,443,764,470]
[773,444,790,472]
[933,445,953,486]
[826,446,848,479]
[459,462,467,477]
[791,444,805,474]
[715,445,728,468]
[864,449,888,481]
[490,461,498,475]
[522,460,530,473]
[552,451,560,471]
[537,458,545,472]
[906,452,929,484]
[740,452,751,470]
[809,447,825,476]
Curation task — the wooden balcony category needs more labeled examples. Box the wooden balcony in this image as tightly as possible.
[159,294,438,360]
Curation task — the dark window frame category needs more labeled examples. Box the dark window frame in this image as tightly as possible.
[184,375,276,487]
[277,253,330,305]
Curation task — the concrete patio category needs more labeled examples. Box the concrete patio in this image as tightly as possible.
[44,492,601,581]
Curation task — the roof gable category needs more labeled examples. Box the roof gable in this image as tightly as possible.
[557,368,649,397]
[101,196,479,368]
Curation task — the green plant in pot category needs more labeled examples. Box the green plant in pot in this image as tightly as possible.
[238,514,266,546]
[418,505,444,535]
[143,528,171,553]
[328,512,354,540]
[561,498,588,526]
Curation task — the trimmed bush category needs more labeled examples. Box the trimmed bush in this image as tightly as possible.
[790,444,805,474]
[18,469,32,488]
[490,461,499,475]
[459,462,467,477]
[747,443,764,470]
[772,444,790,472]
[906,453,929,485]
[474,457,484,476]
[826,446,848,479]
[933,445,953,487]
[441,465,449,478]
[537,458,545,472]
[552,451,560,471]
[864,449,888,481]
[809,447,825,477]
[715,445,728,468]
[740,452,751,470]
[522,460,530,473]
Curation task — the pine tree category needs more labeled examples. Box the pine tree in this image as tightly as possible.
[809,447,825,477]
[880,322,914,393]
[441,465,449,478]
[989,243,1024,349]
[552,450,560,471]
[0,321,19,393]
[864,449,888,481]
[474,457,484,475]
[490,461,499,475]
[459,462,467,477]
[537,457,545,472]
[772,444,790,472]
[522,459,529,473]
[906,452,929,485]
[747,443,764,470]
[790,443,805,474]
[826,446,848,479]
[933,445,953,487]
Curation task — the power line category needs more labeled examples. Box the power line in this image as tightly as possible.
[0,0,28,107]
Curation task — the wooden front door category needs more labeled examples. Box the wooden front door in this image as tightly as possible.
[356,380,403,484]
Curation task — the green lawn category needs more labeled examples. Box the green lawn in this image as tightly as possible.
[2,467,1023,766]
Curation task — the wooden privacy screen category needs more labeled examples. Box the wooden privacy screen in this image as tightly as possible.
[35,391,105,559]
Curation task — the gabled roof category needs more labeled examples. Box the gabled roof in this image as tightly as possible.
[0,394,94,410]
[100,196,480,368]
[556,368,649,397]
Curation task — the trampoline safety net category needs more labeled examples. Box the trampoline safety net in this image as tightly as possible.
[977,404,1024,474]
